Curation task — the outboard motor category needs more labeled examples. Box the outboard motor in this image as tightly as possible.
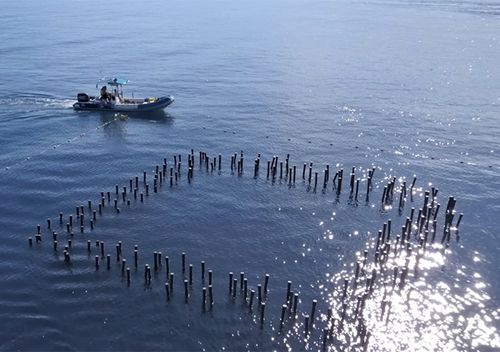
[77,93,90,102]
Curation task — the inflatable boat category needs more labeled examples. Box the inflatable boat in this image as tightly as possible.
[73,78,174,112]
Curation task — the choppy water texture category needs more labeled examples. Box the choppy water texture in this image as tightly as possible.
[0,0,499,351]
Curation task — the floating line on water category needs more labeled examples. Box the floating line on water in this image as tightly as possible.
[1,115,121,173]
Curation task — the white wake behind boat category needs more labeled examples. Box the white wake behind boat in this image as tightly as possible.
[73,77,174,112]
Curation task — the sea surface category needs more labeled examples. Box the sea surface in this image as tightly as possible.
[0,0,499,351]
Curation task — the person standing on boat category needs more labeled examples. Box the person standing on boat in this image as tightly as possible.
[100,86,111,102]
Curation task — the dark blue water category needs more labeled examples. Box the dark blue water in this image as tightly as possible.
[0,0,499,351]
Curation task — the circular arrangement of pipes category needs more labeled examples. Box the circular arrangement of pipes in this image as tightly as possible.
[28,149,463,350]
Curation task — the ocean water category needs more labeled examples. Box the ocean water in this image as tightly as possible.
[0,0,499,351]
